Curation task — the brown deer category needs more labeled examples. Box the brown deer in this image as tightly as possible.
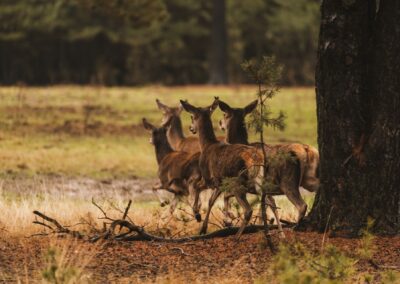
[156,99,225,153]
[180,99,278,237]
[218,98,320,223]
[142,118,204,221]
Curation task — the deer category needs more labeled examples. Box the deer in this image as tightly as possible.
[142,118,205,222]
[180,99,283,238]
[156,99,225,154]
[217,98,320,223]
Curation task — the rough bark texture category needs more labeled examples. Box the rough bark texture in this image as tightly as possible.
[209,0,228,84]
[308,0,400,234]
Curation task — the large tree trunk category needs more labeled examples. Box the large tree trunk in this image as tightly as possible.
[209,0,228,85]
[307,0,400,235]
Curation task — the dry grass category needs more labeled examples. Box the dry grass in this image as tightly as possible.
[0,177,313,237]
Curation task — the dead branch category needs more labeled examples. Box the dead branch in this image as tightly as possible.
[92,198,114,221]
[32,211,83,239]
[32,201,290,243]
[92,219,287,243]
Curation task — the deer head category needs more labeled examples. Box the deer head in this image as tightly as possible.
[142,118,170,145]
[156,99,183,127]
[180,97,219,135]
[218,99,258,132]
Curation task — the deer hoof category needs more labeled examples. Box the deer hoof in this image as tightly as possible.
[160,201,169,207]
[195,213,202,222]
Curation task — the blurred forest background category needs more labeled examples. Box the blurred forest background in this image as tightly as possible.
[0,0,320,86]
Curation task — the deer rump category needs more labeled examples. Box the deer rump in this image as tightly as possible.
[256,146,301,196]
[260,143,319,193]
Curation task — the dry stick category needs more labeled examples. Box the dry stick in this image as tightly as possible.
[118,200,132,233]
[109,200,134,223]
[32,220,54,231]
[122,200,132,220]
[320,206,333,252]
[32,211,83,239]
[92,198,114,221]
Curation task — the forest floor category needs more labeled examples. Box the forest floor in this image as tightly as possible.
[0,176,399,283]
[1,222,399,283]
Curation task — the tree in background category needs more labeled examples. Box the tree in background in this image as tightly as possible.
[0,0,168,84]
[307,0,399,235]
[209,0,228,85]
[0,0,320,86]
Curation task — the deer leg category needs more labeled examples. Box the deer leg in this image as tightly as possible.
[234,192,253,239]
[169,195,179,216]
[152,182,170,207]
[266,195,285,238]
[223,192,235,227]
[284,187,308,223]
[188,181,202,222]
[199,188,221,235]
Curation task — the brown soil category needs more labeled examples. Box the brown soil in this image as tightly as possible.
[1,230,399,283]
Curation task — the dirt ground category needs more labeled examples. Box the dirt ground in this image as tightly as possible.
[1,230,399,283]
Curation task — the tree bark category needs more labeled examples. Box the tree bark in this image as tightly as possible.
[307,0,400,235]
[209,0,228,84]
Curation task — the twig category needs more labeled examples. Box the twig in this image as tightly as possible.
[108,200,134,223]
[32,211,83,239]
[122,200,132,220]
[118,200,133,232]
[33,221,54,231]
[170,247,193,256]
[92,198,115,221]
[321,206,333,252]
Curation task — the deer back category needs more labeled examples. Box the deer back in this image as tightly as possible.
[200,143,263,186]
[158,151,201,189]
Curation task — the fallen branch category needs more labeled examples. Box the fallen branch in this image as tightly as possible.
[32,199,290,243]
[32,210,288,243]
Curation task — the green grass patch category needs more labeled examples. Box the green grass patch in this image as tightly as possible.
[0,86,317,178]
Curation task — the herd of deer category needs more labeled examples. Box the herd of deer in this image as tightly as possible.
[142,97,320,238]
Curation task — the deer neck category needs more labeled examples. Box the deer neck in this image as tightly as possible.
[155,138,174,165]
[198,115,218,151]
[226,118,249,145]
[167,116,185,149]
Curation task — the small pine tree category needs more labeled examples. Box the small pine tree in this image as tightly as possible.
[242,56,286,249]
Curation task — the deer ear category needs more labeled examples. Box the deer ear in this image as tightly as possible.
[209,97,219,113]
[142,118,155,131]
[218,100,232,113]
[178,101,186,114]
[244,100,258,115]
[180,100,198,114]
[156,99,169,113]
